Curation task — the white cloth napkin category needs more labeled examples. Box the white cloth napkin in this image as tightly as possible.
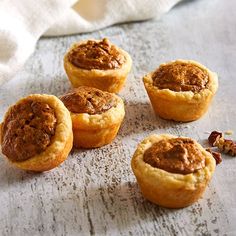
[0,0,181,86]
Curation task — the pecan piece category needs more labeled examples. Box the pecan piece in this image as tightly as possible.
[208,131,223,147]
[215,138,236,156]
[206,148,222,165]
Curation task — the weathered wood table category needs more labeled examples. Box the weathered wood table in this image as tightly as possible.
[0,0,235,235]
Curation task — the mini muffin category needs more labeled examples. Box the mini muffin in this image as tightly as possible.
[60,86,125,148]
[0,94,73,172]
[64,38,132,93]
[143,59,218,121]
[131,134,216,208]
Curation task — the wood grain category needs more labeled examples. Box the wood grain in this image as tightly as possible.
[0,0,236,235]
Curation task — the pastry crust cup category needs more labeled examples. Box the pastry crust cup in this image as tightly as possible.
[64,40,132,93]
[0,94,73,172]
[131,134,216,208]
[70,95,125,148]
[143,59,218,122]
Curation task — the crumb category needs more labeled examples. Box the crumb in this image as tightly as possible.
[225,130,233,135]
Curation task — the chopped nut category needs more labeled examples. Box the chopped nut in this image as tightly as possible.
[206,148,222,165]
[208,131,236,157]
[208,131,223,147]
[215,138,236,156]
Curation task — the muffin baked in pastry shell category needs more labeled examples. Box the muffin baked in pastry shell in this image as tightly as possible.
[65,92,125,148]
[0,94,73,172]
[64,39,132,93]
[131,134,216,208]
[143,59,218,121]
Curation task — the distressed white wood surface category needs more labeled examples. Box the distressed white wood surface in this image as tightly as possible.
[0,0,236,235]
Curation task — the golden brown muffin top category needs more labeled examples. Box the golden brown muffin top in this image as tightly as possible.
[60,86,117,115]
[152,61,209,92]
[143,138,206,174]
[1,99,57,162]
[67,38,125,70]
